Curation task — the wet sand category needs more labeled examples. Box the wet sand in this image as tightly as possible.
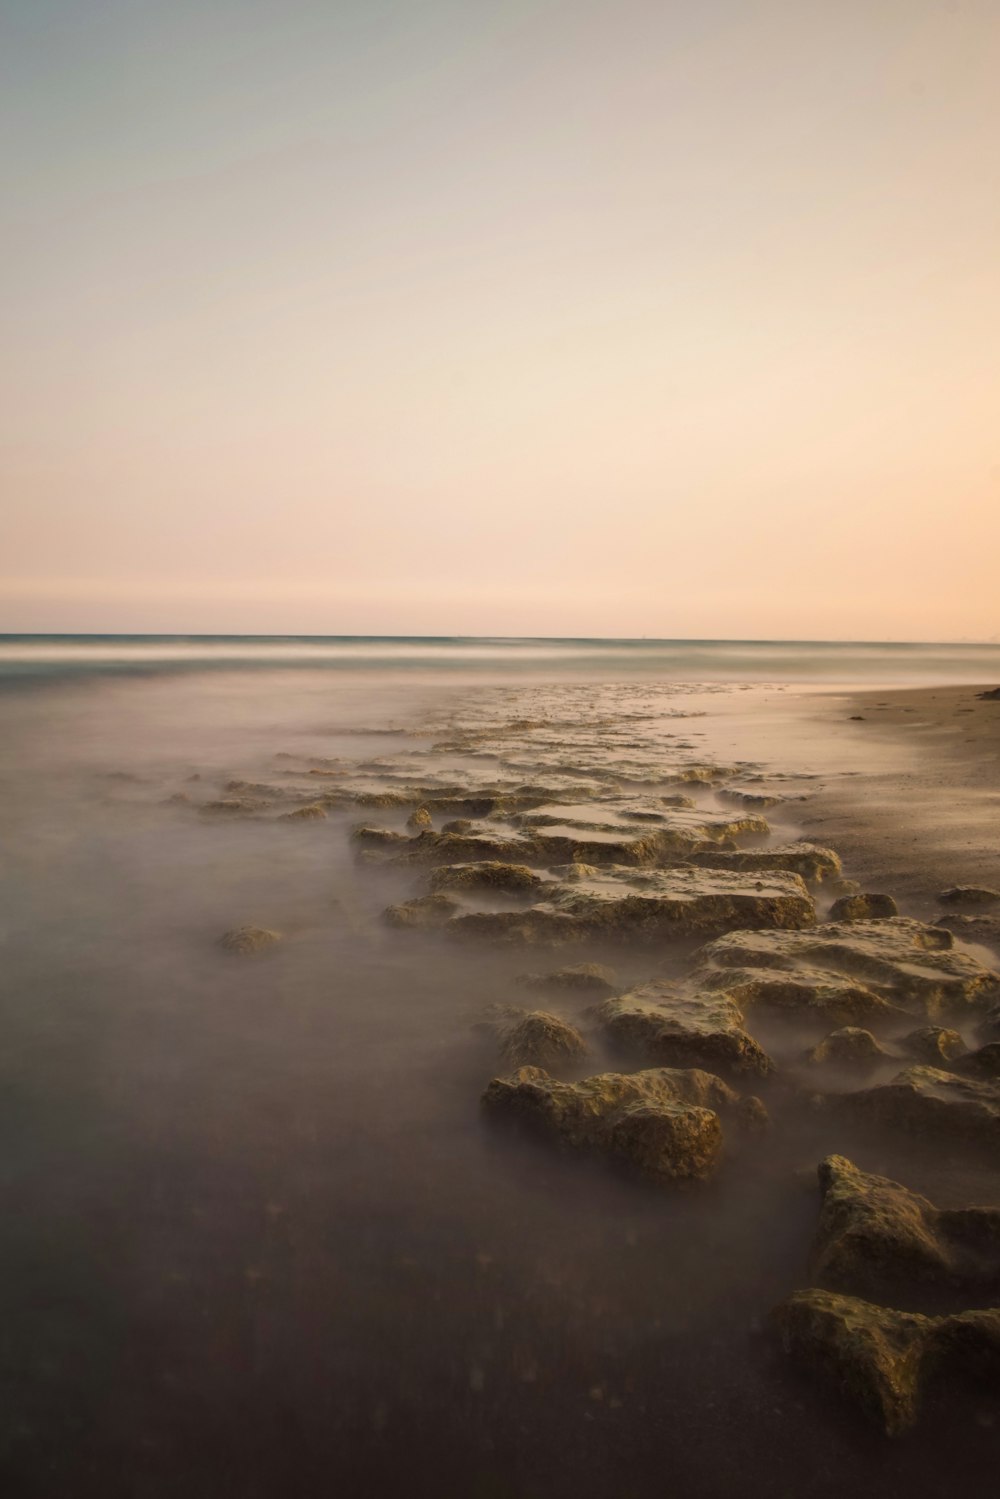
[800,683,1000,914]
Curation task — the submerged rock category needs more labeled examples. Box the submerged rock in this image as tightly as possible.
[803,1027,892,1070]
[939,885,1000,908]
[484,1007,589,1069]
[899,1025,968,1066]
[516,962,619,998]
[429,862,544,895]
[596,981,773,1076]
[936,912,1000,953]
[771,1288,1000,1436]
[202,797,271,816]
[845,1066,1000,1149]
[828,893,899,922]
[218,925,281,955]
[279,802,328,821]
[384,893,461,930]
[718,787,784,809]
[445,866,815,945]
[695,918,1000,1019]
[952,1042,1000,1080]
[809,1155,1000,1297]
[481,1066,731,1183]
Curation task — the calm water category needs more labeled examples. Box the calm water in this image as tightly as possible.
[0,643,997,1497]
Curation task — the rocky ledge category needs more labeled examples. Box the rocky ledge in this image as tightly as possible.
[693,917,1000,1021]
[430,866,816,945]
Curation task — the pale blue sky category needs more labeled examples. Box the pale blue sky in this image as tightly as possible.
[2,1,998,637]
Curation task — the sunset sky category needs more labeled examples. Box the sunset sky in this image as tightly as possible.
[2,0,998,640]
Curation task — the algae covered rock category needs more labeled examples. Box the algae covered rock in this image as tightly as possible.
[446,866,815,946]
[481,1066,728,1183]
[484,1007,589,1069]
[899,1025,967,1065]
[845,1066,1000,1149]
[695,917,1000,1019]
[828,893,899,922]
[429,862,543,895]
[939,885,1000,908]
[279,802,328,821]
[383,893,461,930]
[809,1155,1000,1297]
[803,1028,892,1071]
[770,1289,932,1435]
[218,925,281,955]
[406,806,433,831]
[771,1288,1000,1435]
[516,962,619,998]
[692,843,842,884]
[596,981,773,1077]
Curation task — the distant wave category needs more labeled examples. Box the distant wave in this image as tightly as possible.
[1,634,999,687]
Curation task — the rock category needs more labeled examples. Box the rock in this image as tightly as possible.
[218,925,281,955]
[697,965,902,1029]
[484,1007,589,1069]
[695,918,1000,1019]
[845,1067,1000,1150]
[406,806,433,831]
[828,893,899,922]
[279,803,327,820]
[516,962,619,998]
[771,1288,1000,1436]
[809,1154,1000,1297]
[596,981,773,1076]
[975,688,1000,700]
[481,1066,731,1183]
[364,802,773,871]
[352,825,411,850]
[770,1289,932,1435]
[899,1026,967,1065]
[938,885,1000,907]
[691,843,842,884]
[952,1042,1000,1080]
[429,862,544,895]
[202,797,271,815]
[441,819,474,833]
[445,866,815,945]
[978,1005,1000,1044]
[718,787,784,808]
[936,913,1000,952]
[804,1028,892,1070]
[384,893,461,929]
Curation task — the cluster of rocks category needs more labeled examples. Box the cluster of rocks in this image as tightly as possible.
[771,1156,1000,1433]
[191,691,1000,1438]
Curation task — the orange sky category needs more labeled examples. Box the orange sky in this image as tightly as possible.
[2,0,998,639]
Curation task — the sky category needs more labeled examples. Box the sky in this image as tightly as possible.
[1,0,998,640]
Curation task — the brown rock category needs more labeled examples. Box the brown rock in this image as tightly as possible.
[828,893,899,922]
[481,1066,728,1183]
[218,925,281,955]
[596,981,773,1076]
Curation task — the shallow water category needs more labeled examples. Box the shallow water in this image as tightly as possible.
[1,661,998,1497]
